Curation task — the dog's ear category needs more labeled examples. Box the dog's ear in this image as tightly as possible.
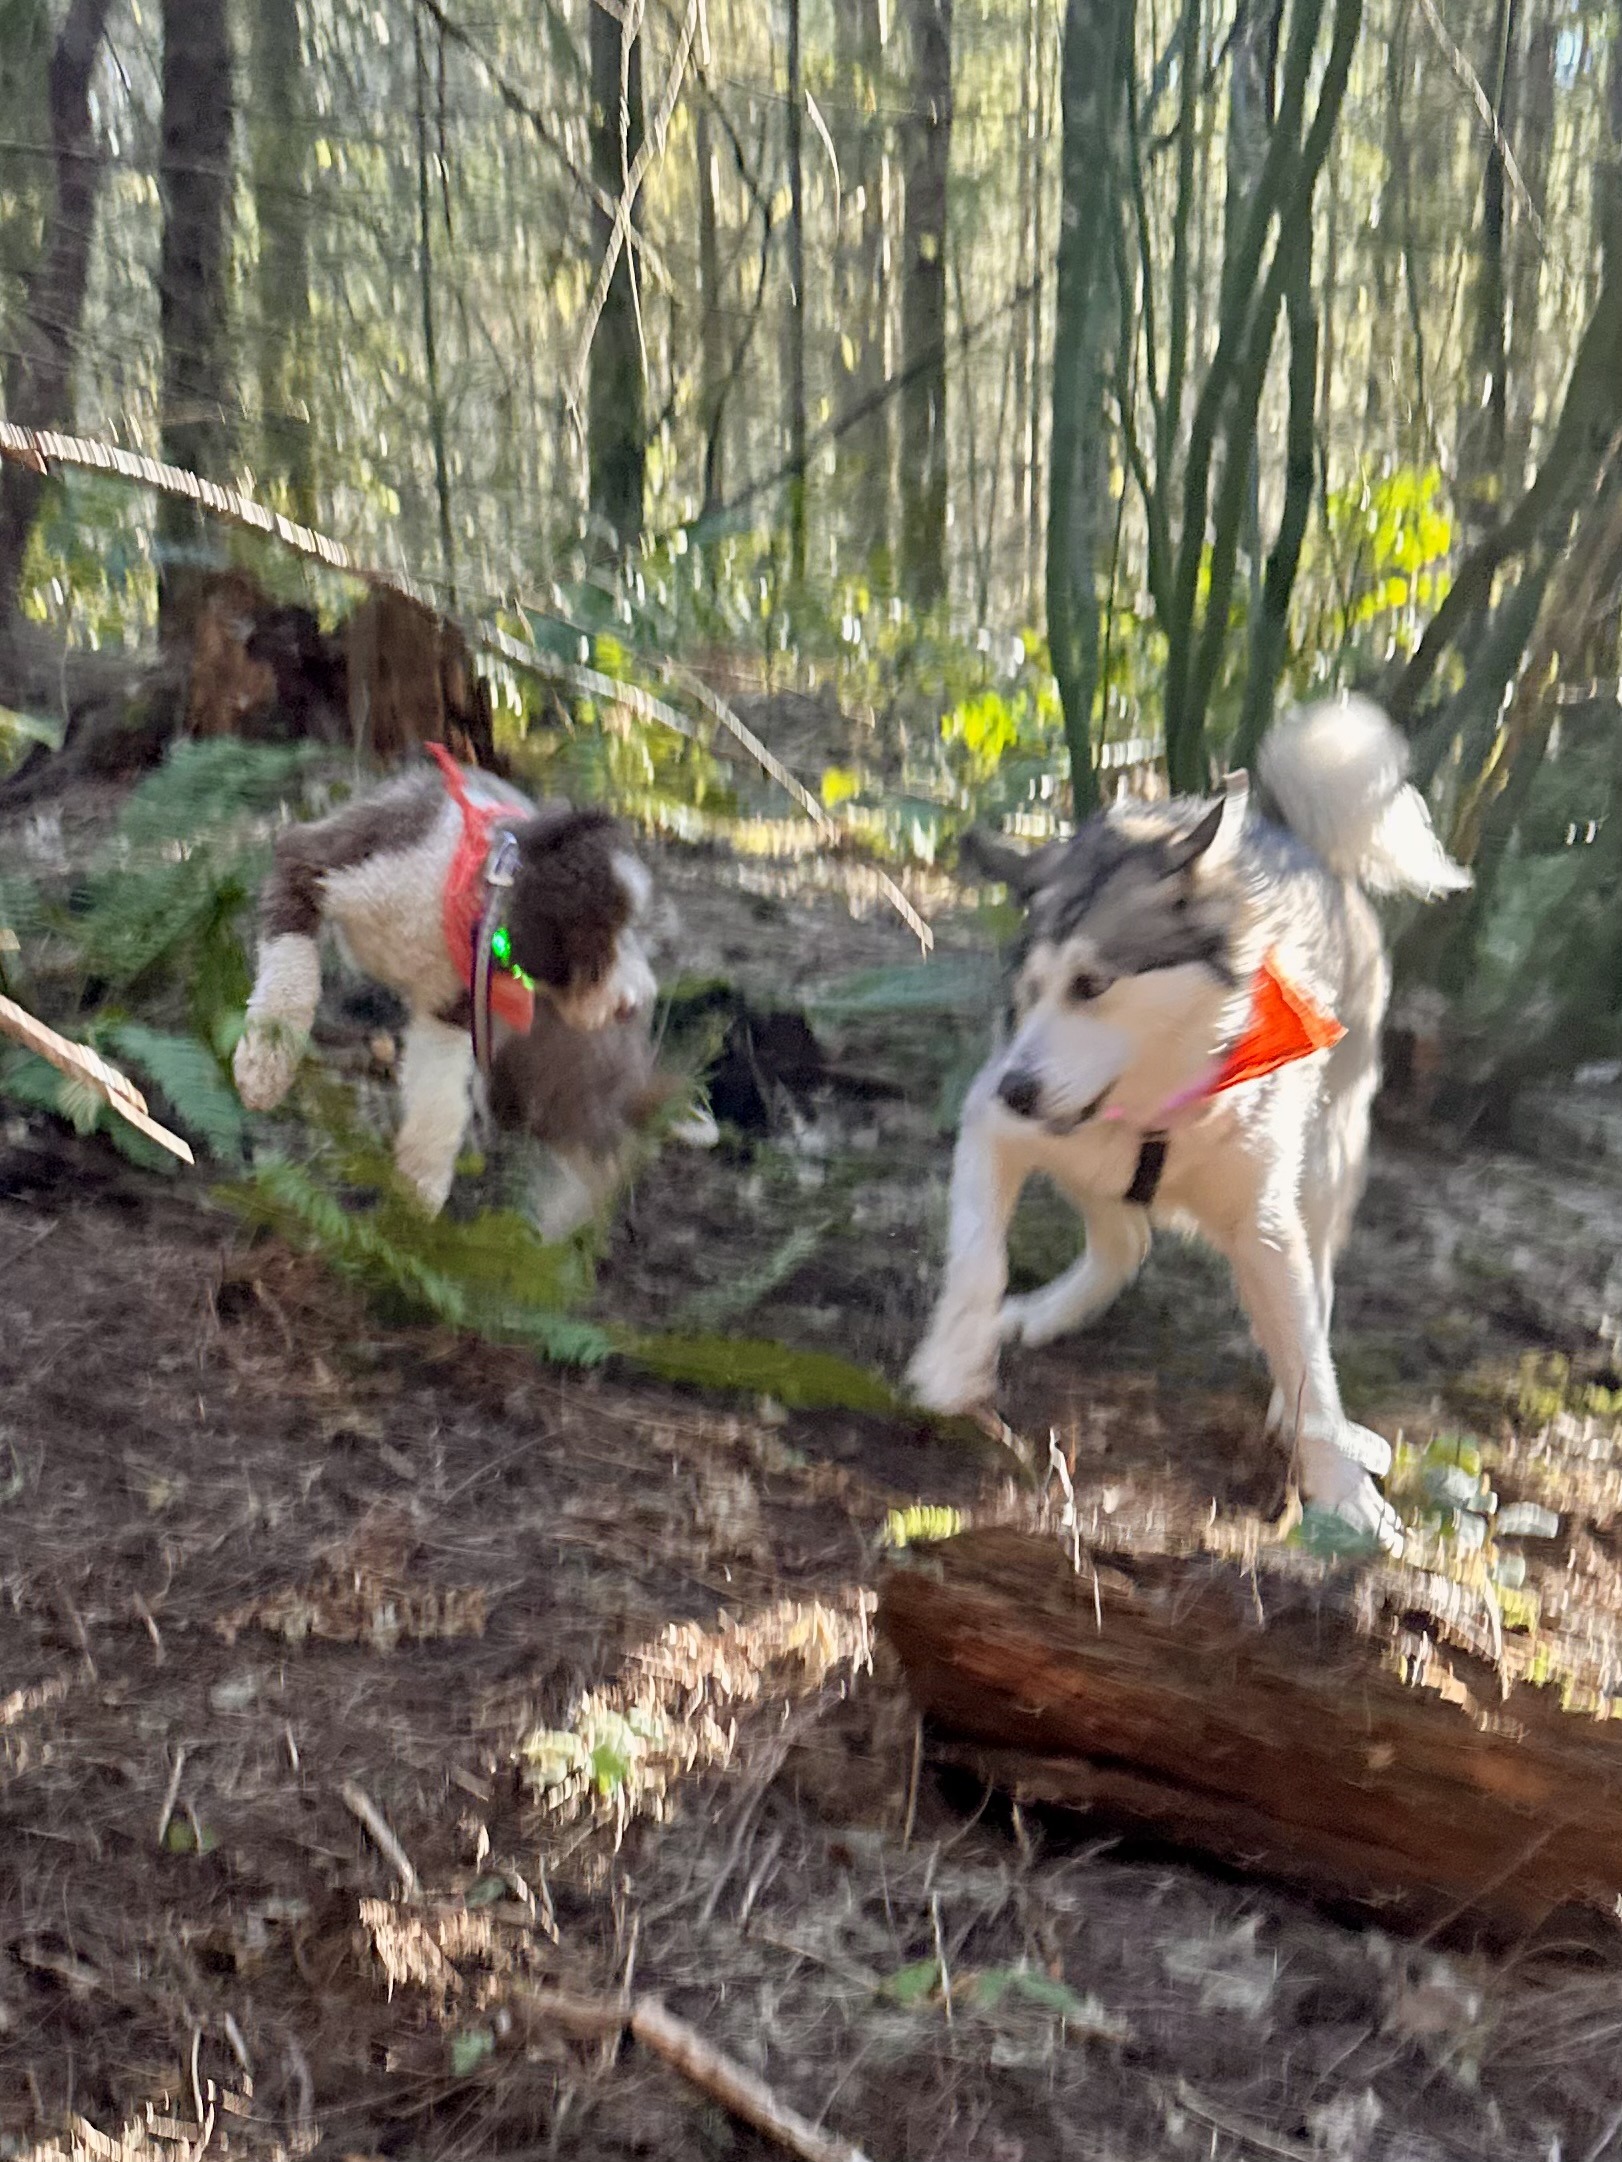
[1167,769,1248,873]
[956,826,1061,901]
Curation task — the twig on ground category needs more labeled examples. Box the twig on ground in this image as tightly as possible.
[900,1715,923,1849]
[157,1743,187,1847]
[518,1986,876,2162]
[1172,2082,1314,2162]
[929,1891,953,2026]
[340,1778,420,1898]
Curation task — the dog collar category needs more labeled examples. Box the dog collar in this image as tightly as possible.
[426,742,536,1056]
[1113,955,1345,1208]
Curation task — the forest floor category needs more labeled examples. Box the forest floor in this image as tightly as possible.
[5,759,1622,2162]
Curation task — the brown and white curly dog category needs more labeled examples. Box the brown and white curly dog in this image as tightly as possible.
[233,746,668,1219]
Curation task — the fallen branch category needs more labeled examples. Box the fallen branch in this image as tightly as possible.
[0,992,194,1162]
[517,1986,875,2162]
[339,1778,419,1899]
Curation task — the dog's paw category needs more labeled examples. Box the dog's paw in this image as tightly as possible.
[232,1026,301,1112]
[1313,1476,1404,1556]
[1338,1421,1393,1478]
[1267,1394,1394,1480]
[906,1334,997,1417]
[1298,1440,1404,1556]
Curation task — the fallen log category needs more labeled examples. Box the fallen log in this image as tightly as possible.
[879,1526,1622,1940]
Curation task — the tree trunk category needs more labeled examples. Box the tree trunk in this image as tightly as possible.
[880,1528,1622,1943]
[785,0,808,588]
[587,0,647,555]
[1046,0,1133,811]
[1503,11,1556,489]
[695,97,727,522]
[1236,223,1318,761]
[250,0,315,523]
[1010,0,1041,618]
[413,1,456,602]
[0,0,113,624]
[1387,171,1622,735]
[833,0,892,578]
[156,0,236,641]
[898,0,953,611]
[1455,0,1518,544]
[1161,0,1362,789]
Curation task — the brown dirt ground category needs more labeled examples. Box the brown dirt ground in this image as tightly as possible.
[5,819,1622,2162]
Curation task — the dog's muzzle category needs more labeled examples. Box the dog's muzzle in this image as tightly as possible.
[995,1068,1111,1133]
[996,1068,1042,1119]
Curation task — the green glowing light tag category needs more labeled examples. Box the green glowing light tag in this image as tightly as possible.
[489,922,536,990]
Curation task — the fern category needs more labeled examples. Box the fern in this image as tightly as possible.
[104,1022,247,1159]
[114,738,319,852]
[674,1221,825,1333]
[627,1331,902,1413]
[0,1046,176,1173]
[222,1073,614,1366]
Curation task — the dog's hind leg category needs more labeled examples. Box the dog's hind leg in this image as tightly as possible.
[394,1014,475,1214]
[908,1097,1034,1414]
[1000,1197,1151,1348]
[1222,1210,1401,1549]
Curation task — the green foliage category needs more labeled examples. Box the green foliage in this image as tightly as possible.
[1307,465,1454,675]
[105,1023,248,1159]
[20,476,160,648]
[627,1331,903,1413]
[223,1080,613,1368]
[674,1221,825,1333]
[0,703,63,775]
[0,740,321,1161]
[55,739,316,1042]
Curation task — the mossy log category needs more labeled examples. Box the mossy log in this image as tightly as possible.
[879,1527,1622,1938]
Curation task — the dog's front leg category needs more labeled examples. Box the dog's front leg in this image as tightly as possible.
[1223,1213,1401,1550]
[395,1015,475,1214]
[908,1100,1031,1414]
[234,934,322,1110]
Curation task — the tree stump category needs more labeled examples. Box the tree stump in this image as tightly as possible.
[879,1526,1622,1939]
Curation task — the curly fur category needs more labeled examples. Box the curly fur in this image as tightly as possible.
[233,760,657,1212]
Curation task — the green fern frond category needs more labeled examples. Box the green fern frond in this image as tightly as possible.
[105,1022,246,1159]
[675,1221,824,1333]
[625,1330,902,1412]
[0,1046,175,1173]
[115,738,318,851]
[222,1067,612,1368]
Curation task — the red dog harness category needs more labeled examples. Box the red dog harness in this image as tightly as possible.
[425,742,536,1046]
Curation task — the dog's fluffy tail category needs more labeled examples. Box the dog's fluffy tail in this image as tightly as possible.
[1259,694,1471,899]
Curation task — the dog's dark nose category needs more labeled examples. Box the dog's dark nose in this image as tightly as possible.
[997,1068,1041,1119]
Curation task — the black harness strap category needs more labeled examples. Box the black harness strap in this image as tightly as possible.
[470,828,520,1079]
[1124,1130,1169,1208]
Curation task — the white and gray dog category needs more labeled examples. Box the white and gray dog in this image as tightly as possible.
[233,749,660,1217]
[908,696,1469,1546]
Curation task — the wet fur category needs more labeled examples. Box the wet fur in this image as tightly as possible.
[910,697,1469,1547]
